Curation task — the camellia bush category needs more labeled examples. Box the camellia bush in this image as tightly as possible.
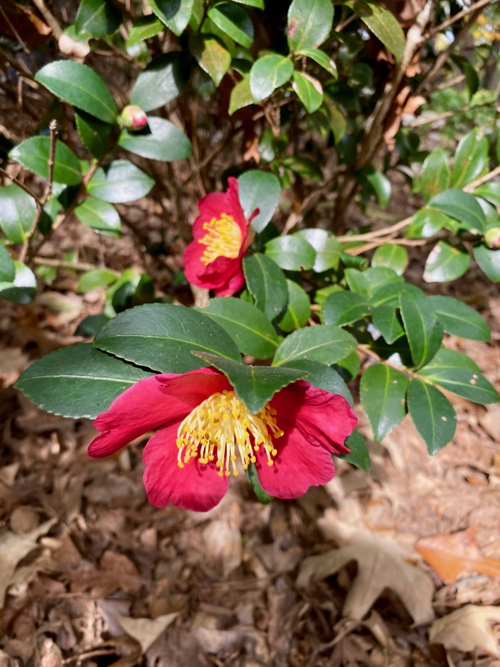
[2,0,499,509]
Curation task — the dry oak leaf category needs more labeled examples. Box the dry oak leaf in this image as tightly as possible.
[296,526,434,624]
[429,605,500,656]
[416,526,500,584]
[117,613,179,654]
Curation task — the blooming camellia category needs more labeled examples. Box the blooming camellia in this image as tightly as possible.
[88,368,357,512]
[183,178,257,296]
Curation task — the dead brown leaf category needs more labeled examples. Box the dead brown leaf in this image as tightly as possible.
[117,613,179,654]
[416,526,500,584]
[429,605,500,656]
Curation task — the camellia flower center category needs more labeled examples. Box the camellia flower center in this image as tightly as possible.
[176,390,284,476]
[199,214,242,265]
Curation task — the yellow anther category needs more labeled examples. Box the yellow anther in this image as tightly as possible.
[198,214,242,265]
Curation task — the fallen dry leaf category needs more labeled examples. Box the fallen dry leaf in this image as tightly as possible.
[297,522,434,624]
[416,526,500,584]
[429,605,500,656]
[117,613,179,654]
[202,520,242,577]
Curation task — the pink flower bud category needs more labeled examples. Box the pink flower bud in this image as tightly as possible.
[485,227,500,249]
[119,105,148,130]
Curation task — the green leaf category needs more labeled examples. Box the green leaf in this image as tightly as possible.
[344,268,370,298]
[189,34,231,86]
[419,348,499,404]
[372,244,408,276]
[130,52,191,112]
[451,129,488,189]
[427,295,490,342]
[372,305,404,344]
[238,170,281,233]
[323,291,371,326]
[75,197,121,235]
[337,429,370,471]
[283,358,354,407]
[75,0,122,38]
[348,0,405,63]
[282,156,323,182]
[287,0,334,52]
[229,77,253,114]
[0,261,36,304]
[370,281,423,308]
[399,293,443,369]
[0,184,37,243]
[243,254,288,321]
[423,241,470,283]
[473,182,500,207]
[126,15,164,46]
[429,189,486,233]
[334,350,361,382]
[273,325,357,367]
[249,53,294,102]
[75,111,115,159]
[94,303,241,373]
[87,160,155,203]
[200,297,279,359]
[193,352,308,413]
[246,463,274,503]
[360,363,409,441]
[360,168,391,208]
[232,0,263,7]
[407,380,456,455]
[77,269,118,293]
[406,208,450,239]
[208,2,254,49]
[35,61,117,124]
[473,244,500,282]
[296,229,340,272]
[10,137,82,186]
[148,0,194,35]
[15,344,154,419]
[419,149,450,202]
[265,235,316,271]
[277,280,311,332]
[0,246,15,283]
[297,47,337,77]
[292,71,323,113]
[118,117,192,162]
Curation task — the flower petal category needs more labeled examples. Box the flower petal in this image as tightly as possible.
[143,423,229,511]
[192,192,228,239]
[183,239,206,284]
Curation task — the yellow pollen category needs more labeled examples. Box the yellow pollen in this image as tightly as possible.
[198,213,242,265]
[176,391,284,476]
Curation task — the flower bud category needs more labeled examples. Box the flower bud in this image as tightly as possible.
[119,105,148,130]
[484,227,500,249]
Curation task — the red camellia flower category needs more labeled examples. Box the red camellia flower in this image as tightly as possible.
[88,368,357,512]
[183,177,257,296]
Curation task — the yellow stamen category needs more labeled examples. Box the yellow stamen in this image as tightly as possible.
[176,391,284,476]
[198,213,242,265]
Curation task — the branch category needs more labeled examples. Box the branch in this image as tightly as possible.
[33,256,120,275]
[407,100,497,127]
[423,0,493,42]
[29,0,63,39]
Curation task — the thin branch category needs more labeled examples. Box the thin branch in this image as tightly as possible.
[0,46,36,82]
[0,168,43,205]
[423,0,493,42]
[0,6,38,71]
[33,256,120,275]
[30,0,63,39]
[407,100,497,127]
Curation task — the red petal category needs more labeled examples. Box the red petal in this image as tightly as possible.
[183,239,206,285]
[192,192,228,239]
[225,177,248,238]
[196,255,244,295]
[143,422,229,511]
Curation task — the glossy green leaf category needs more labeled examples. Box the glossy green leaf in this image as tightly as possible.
[243,254,288,321]
[75,0,122,38]
[75,198,121,235]
[238,170,281,233]
[423,241,470,283]
[0,246,15,283]
[407,380,456,455]
[229,77,253,114]
[194,352,308,414]
[126,15,164,46]
[265,235,316,271]
[273,325,357,367]
[406,208,450,239]
[419,149,450,202]
[15,344,154,419]
[282,156,323,182]
[473,182,500,207]
[148,0,194,35]
[348,0,405,62]
[372,305,404,344]
[130,52,190,112]
[473,244,500,282]
[337,429,370,471]
[297,48,337,77]
[372,244,408,276]
[323,291,371,326]
[370,281,423,308]
[399,292,443,368]
[324,102,347,144]
[200,297,279,359]
[189,34,231,86]
[451,129,488,189]
[118,117,192,162]
[344,268,370,298]
[429,189,486,233]
[246,463,273,503]
[419,348,499,404]
[0,261,36,304]
[10,137,82,186]
[283,359,354,407]
[427,295,490,342]
[277,280,311,332]
[292,71,323,113]
[208,2,254,48]
[249,54,293,102]
[287,0,334,52]
[362,168,391,208]
[94,303,241,373]
[77,269,118,293]
[87,160,155,203]
[75,111,115,159]
[360,363,409,441]
[296,229,340,272]
[0,185,37,243]
[232,0,263,6]
[35,61,117,123]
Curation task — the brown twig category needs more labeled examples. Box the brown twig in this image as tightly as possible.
[423,0,493,42]
[406,100,497,128]
[30,0,63,39]
[33,256,120,275]
[0,167,43,204]
[0,6,38,71]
